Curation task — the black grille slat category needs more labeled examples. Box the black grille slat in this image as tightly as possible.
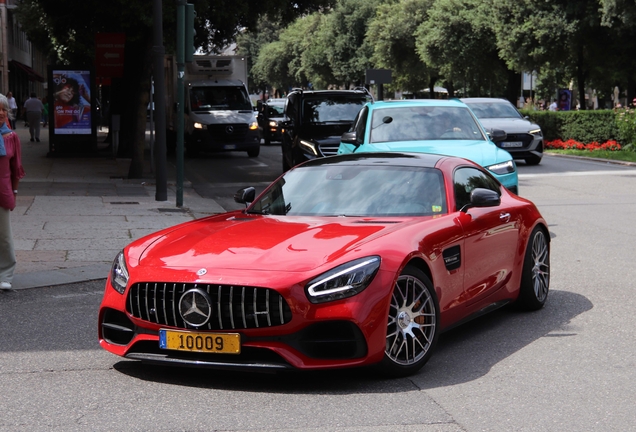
[126,283,292,330]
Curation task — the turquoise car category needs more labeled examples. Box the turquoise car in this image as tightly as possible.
[337,99,518,193]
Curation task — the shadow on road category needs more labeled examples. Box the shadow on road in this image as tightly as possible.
[112,289,591,394]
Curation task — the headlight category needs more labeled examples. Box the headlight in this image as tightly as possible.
[299,139,319,156]
[305,256,381,304]
[249,121,259,130]
[486,160,516,175]
[110,251,129,294]
[194,122,204,129]
[269,120,278,127]
[528,128,542,135]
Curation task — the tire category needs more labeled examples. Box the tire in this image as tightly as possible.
[380,265,440,377]
[516,226,550,311]
[247,146,260,157]
[264,136,271,146]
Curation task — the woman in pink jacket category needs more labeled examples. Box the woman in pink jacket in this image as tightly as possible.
[0,93,25,290]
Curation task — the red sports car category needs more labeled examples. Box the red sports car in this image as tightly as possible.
[99,152,550,377]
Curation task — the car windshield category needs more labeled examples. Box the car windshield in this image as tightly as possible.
[248,165,447,217]
[369,106,484,143]
[266,105,284,116]
[465,102,522,119]
[190,86,252,111]
[302,96,367,123]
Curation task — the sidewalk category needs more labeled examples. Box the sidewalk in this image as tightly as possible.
[9,124,225,290]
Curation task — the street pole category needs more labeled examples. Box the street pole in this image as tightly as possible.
[176,0,185,207]
[153,0,168,201]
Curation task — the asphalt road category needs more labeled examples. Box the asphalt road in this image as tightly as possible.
[1,152,635,431]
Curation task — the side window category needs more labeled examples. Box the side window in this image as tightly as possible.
[354,106,368,144]
[453,167,501,211]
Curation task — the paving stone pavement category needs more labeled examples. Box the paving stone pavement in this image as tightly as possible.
[7,125,225,290]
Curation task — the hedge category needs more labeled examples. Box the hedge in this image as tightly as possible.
[518,109,625,144]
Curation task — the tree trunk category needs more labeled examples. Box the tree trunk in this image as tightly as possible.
[116,29,153,178]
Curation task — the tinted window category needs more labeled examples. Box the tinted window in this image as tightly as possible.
[465,101,522,119]
[302,96,367,123]
[250,165,447,217]
[369,106,484,142]
[453,167,500,211]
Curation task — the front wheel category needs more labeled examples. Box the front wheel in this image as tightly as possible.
[380,266,440,377]
[247,146,260,157]
[516,226,550,310]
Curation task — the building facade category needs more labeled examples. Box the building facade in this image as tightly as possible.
[0,0,46,109]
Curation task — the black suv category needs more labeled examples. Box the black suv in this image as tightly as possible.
[257,98,286,145]
[281,88,372,171]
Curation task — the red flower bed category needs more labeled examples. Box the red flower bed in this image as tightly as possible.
[545,139,622,151]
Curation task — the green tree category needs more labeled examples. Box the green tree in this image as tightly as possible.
[252,14,326,91]
[367,0,438,95]
[236,19,283,94]
[491,0,611,110]
[318,0,383,87]
[416,0,515,99]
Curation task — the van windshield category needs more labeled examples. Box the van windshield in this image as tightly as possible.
[190,86,252,111]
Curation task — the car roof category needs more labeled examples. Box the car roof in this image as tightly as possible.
[460,97,513,104]
[289,89,368,97]
[299,152,449,169]
[366,99,470,110]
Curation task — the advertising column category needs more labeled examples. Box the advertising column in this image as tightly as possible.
[48,68,96,153]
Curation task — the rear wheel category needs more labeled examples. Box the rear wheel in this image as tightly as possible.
[516,227,550,310]
[380,266,439,377]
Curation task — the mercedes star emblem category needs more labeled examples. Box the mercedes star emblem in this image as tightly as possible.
[178,289,212,327]
[196,268,207,276]
[225,126,234,134]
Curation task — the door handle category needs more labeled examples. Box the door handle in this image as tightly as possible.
[499,212,511,223]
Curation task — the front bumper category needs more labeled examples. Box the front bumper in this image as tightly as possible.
[188,125,260,152]
[98,270,394,371]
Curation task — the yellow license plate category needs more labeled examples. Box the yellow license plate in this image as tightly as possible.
[159,329,240,354]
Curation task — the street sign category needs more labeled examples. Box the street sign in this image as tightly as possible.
[95,33,125,78]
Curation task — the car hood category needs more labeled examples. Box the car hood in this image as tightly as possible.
[134,213,412,273]
[357,140,512,166]
[477,118,539,134]
[301,123,353,142]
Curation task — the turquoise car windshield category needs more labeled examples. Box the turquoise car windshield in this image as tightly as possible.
[249,165,447,217]
[370,106,484,143]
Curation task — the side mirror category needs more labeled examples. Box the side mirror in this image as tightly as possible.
[460,188,501,212]
[488,128,507,143]
[234,187,256,206]
[340,131,357,145]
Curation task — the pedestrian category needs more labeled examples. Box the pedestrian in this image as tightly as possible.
[6,92,18,129]
[0,93,25,290]
[548,100,558,111]
[23,92,44,142]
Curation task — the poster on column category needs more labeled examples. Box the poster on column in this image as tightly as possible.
[52,70,92,135]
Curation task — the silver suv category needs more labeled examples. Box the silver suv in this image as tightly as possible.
[461,97,544,165]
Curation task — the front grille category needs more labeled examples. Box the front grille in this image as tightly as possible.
[504,133,533,148]
[207,124,249,143]
[126,282,292,330]
[318,143,340,157]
